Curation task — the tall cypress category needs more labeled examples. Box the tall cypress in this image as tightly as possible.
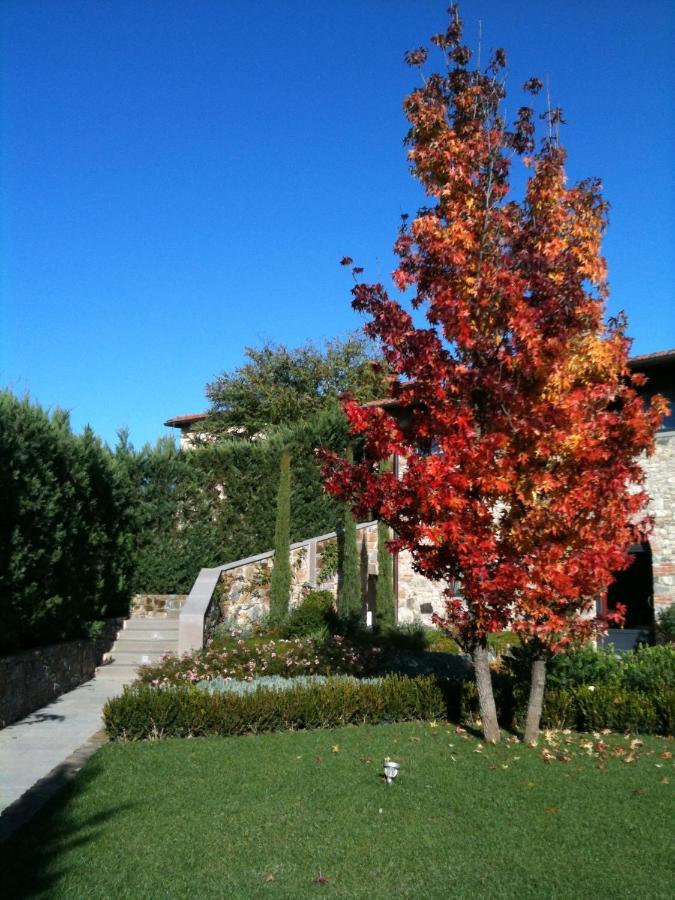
[376,520,395,628]
[338,446,361,620]
[375,458,396,628]
[269,447,292,624]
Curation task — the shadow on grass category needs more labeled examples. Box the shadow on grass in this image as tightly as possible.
[0,753,135,898]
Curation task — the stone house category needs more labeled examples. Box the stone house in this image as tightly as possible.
[168,350,674,645]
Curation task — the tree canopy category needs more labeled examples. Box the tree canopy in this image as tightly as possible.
[204,333,385,439]
[321,5,665,744]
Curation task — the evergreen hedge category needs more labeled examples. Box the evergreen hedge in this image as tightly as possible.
[122,408,351,594]
[0,393,133,653]
[103,674,447,740]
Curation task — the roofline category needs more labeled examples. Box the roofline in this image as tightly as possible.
[164,413,209,429]
[627,349,675,369]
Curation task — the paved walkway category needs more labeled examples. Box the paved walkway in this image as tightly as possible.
[0,613,180,840]
[0,677,122,834]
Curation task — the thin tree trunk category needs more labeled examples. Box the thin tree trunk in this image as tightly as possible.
[524,657,547,746]
[472,644,500,744]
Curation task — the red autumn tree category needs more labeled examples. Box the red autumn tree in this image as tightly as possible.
[321,5,666,744]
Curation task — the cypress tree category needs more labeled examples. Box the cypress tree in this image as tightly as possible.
[376,520,395,628]
[375,458,396,628]
[338,446,361,620]
[269,447,292,624]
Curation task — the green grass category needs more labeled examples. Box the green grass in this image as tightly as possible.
[2,724,673,898]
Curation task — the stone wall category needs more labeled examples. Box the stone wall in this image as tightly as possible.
[644,432,675,613]
[394,432,675,626]
[213,524,379,629]
[0,619,121,728]
[396,551,447,625]
[131,593,189,618]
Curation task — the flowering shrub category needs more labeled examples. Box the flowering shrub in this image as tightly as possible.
[136,634,383,687]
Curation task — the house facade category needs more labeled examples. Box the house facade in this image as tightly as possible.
[167,350,674,642]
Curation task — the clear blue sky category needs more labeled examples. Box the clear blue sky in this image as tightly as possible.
[1,0,673,448]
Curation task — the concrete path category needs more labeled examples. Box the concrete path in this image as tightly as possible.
[0,678,121,817]
[0,613,179,838]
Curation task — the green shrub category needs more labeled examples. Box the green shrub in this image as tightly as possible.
[573,685,658,734]
[620,645,675,692]
[269,448,292,625]
[655,605,675,644]
[0,393,133,653]
[283,590,337,637]
[103,675,447,741]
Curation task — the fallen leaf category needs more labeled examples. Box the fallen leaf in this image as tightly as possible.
[474,743,484,753]
[359,756,372,764]
[660,776,669,784]
[315,756,322,764]
[264,874,275,883]
[315,872,329,885]
[546,807,558,815]
[429,720,439,728]
[660,751,672,760]
[332,745,340,754]
[409,736,421,743]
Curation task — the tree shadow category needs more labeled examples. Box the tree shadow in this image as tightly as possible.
[0,753,135,898]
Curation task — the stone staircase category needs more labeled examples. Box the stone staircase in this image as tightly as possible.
[95,610,179,685]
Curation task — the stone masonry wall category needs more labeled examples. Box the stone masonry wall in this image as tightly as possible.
[0,619,121,728]
[214,524,379,629]
[131,594,189,618]
[643,433,675,613]
[394,433,675,627]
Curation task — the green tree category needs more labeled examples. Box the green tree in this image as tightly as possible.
[376,525,395,629]
[375,459,396,628]
[0,392,133,652]
[338,447,361,621]
[204,333,385,439]
[269,448,292,624]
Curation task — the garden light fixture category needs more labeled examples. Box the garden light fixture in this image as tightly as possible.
[384,758,400,784]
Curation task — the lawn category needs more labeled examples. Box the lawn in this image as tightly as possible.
[2,724,672,899]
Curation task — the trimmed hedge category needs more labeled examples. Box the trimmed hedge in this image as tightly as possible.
[120,408,351,594]
[103,675,447,740]
[460,675,675,736]
[0,393,133,653]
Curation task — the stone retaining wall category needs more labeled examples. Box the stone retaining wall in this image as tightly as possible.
[131,594,188,618]
[215,524,379,630]
[0,619,121,728]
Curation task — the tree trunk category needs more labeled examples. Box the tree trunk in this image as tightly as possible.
[524,656,547,746]
[472,644,500,744]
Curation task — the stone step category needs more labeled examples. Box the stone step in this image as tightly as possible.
[95,663,140,682]
[104,649,173,666]
[115,627,179,641]
[112,639,178,655]
[129,609,180,621]
[122,619,179,634]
